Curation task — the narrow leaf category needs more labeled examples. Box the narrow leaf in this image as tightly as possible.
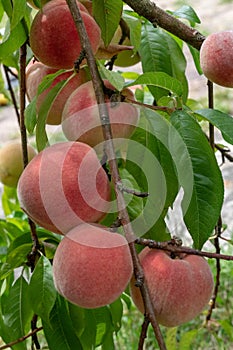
[98,62,125,91]
[196,108,233,145]
[125,72,183,98]
[0,276,33,350]
[172,5,201,27]
[93,0,123,46]
[43,295,83,350]
[170,110,224,248]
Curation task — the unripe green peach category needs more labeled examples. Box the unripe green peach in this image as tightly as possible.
[29,0,101,69]
[17,142,111,234]
[200,31,233,88]
[53,223,133,308]
[26,60,88,125]
[62,79,139,150]
[130,248,214,327]
[0,142,37,188]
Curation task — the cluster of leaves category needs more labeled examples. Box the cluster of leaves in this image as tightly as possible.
[0,0,233,349]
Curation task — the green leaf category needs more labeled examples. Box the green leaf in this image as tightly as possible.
[178,329,198,349]
[139,24,187,101]
[28,255,57,323]
[36,80,66,151]
[187,44,202,75]
[109,298,123,333]
[123,13,142,52]
[166,327,178,350]
[25,97,37,134]
[125,72,183,98]
[0,20,27,60]
[93,0,123,46]
[170,110,224,249]
[195,108,233,145]
[11,0,27,30]
[0,276,33,350]
[98,61,125,91]
[172,5,201,27]
[43,295,83,350]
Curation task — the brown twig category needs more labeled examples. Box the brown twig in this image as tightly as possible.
[65,1,167,349]
[123,0,205,50]
[138,316,150,350]
[19,44,41,267]
[206,218,222,323]
[2,65,20,125]
[135,237,233,261]
[0,327,43,350]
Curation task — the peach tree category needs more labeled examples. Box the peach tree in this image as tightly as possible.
[0,0,233,349]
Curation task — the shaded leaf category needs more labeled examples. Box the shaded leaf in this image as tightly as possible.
[93,0,122,46]
[195,108,233,145]
[170,110,224,248]
[28,255,57,323]
[43,295,83,350]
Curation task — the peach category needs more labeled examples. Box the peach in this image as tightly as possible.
[17,142,111,234]
[53,223,133,308]
[29,0,101,69]
[200,31,233,88]
[0,142,37,188]
[62,80,139,150]
[26,60,89,125]
[130,248,214,327]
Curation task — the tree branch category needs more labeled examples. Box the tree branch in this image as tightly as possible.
[135,237,233,261]
[0,327,43,350]
[123,0,205,50]
[65,1,167,349]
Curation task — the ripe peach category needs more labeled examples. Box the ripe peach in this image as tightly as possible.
[0,142,37,188]
[26,60,88,125]
[130,248,214,327]
[29,0,101,69]
[200,31,233,88]
[17,142,111,234]
[62,80,139,150]
[53,223,133,308]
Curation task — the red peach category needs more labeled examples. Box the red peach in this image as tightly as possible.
[29,0,101,69]
[130,248,214,327]
[53,223,133,308]
[17,142,111,234]
[200,31,233,88]
[26,60,88,125]
[62,80,139,150]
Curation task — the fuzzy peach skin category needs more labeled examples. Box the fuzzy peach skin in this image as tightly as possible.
[26,60,88,125]
[62,79,139,149]
[29,0,101,69]
[130,248,214,327]
[53,223,133,308]
[17,142,111,234]
[200,31,233,88]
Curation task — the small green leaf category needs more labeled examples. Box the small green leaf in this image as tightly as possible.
[25,97,37,134]
[0,20,27,60]
[125,72,183,98]
[28,255,57,323]
[178,329,198,349]
[11,0,27,30]
[98,62,125,91]
[170,110,224,249]
[36,80,66,151]
[172,5,201,27]
[109,298,123,333]
[93,0,123,46]
[195,108,233,145]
